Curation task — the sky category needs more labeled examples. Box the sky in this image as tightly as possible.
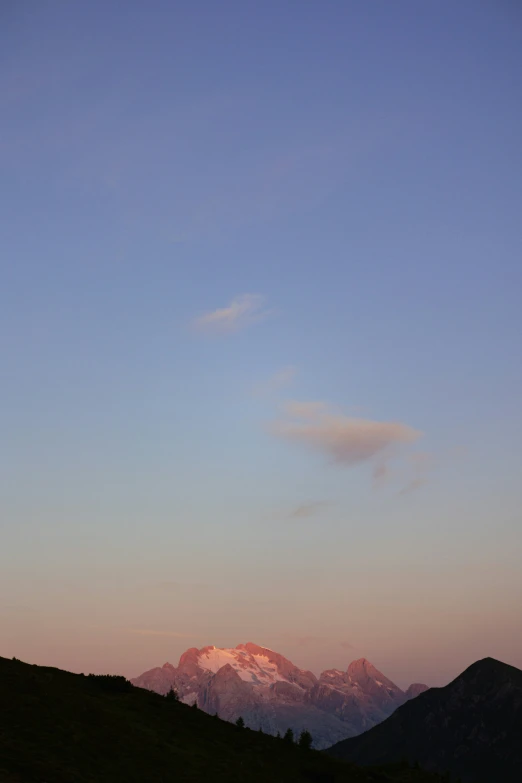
[1,0,521,690]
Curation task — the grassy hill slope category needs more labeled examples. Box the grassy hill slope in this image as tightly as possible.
[0,656,446,783]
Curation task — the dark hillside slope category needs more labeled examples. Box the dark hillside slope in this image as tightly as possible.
[0,656,444,783]
[328,657,522,783]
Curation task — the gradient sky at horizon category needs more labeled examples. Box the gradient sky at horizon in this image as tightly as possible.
[1,0,521,689]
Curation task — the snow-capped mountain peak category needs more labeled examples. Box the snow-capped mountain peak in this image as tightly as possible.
[131,643,428,749]
[196,644,288,685]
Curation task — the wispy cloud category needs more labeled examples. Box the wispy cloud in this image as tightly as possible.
[156,581,210,592]
[283,400,327,419]
[292,635,322,646]
[157,581,183,591]
[271,400,421,468]
[399,452,433,495]
[127,628,193,639]
[192,293,270,334]
[1,605,37,615]
[289,501,329,520]
[372,461,390,488]
[279,633,323,647]
[253,365,297,396]
[399,477,426,495]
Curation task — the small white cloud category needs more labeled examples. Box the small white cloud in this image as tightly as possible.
[271,401,421,467]
[192,293,269,334]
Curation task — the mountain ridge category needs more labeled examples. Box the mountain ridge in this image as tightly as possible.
[327,656,522,782]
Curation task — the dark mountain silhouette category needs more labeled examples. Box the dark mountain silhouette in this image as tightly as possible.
[328,657,522,783]
[0,655,445,783]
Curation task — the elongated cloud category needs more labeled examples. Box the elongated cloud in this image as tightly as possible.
[283,400,327,419]
[127,629,193,638]
[289,500,329,519]
[193,293,269,334]
[253,365,297,396]
[399,452,433,495]
[372,462,389,485]
[271,401,421,466]
[156,581,210,592]
[399,477,425,495]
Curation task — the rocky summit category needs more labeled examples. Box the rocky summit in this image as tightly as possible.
[131,642,427,748]
[327,657,522,782]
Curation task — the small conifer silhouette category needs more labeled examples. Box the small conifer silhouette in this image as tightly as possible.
[298,729,312,750]
[283,727,294,743]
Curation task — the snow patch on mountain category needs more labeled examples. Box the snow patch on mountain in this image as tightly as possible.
[197,646,289,684]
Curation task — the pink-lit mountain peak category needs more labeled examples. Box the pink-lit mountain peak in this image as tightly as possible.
[343,657,404,699]
[177,642,316,688]
[153,644,398,692]
[131,642,428,749]
[346,658,390,682]
[347,657,380,676]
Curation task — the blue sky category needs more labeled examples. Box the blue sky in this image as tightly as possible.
[1,0,521,686]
